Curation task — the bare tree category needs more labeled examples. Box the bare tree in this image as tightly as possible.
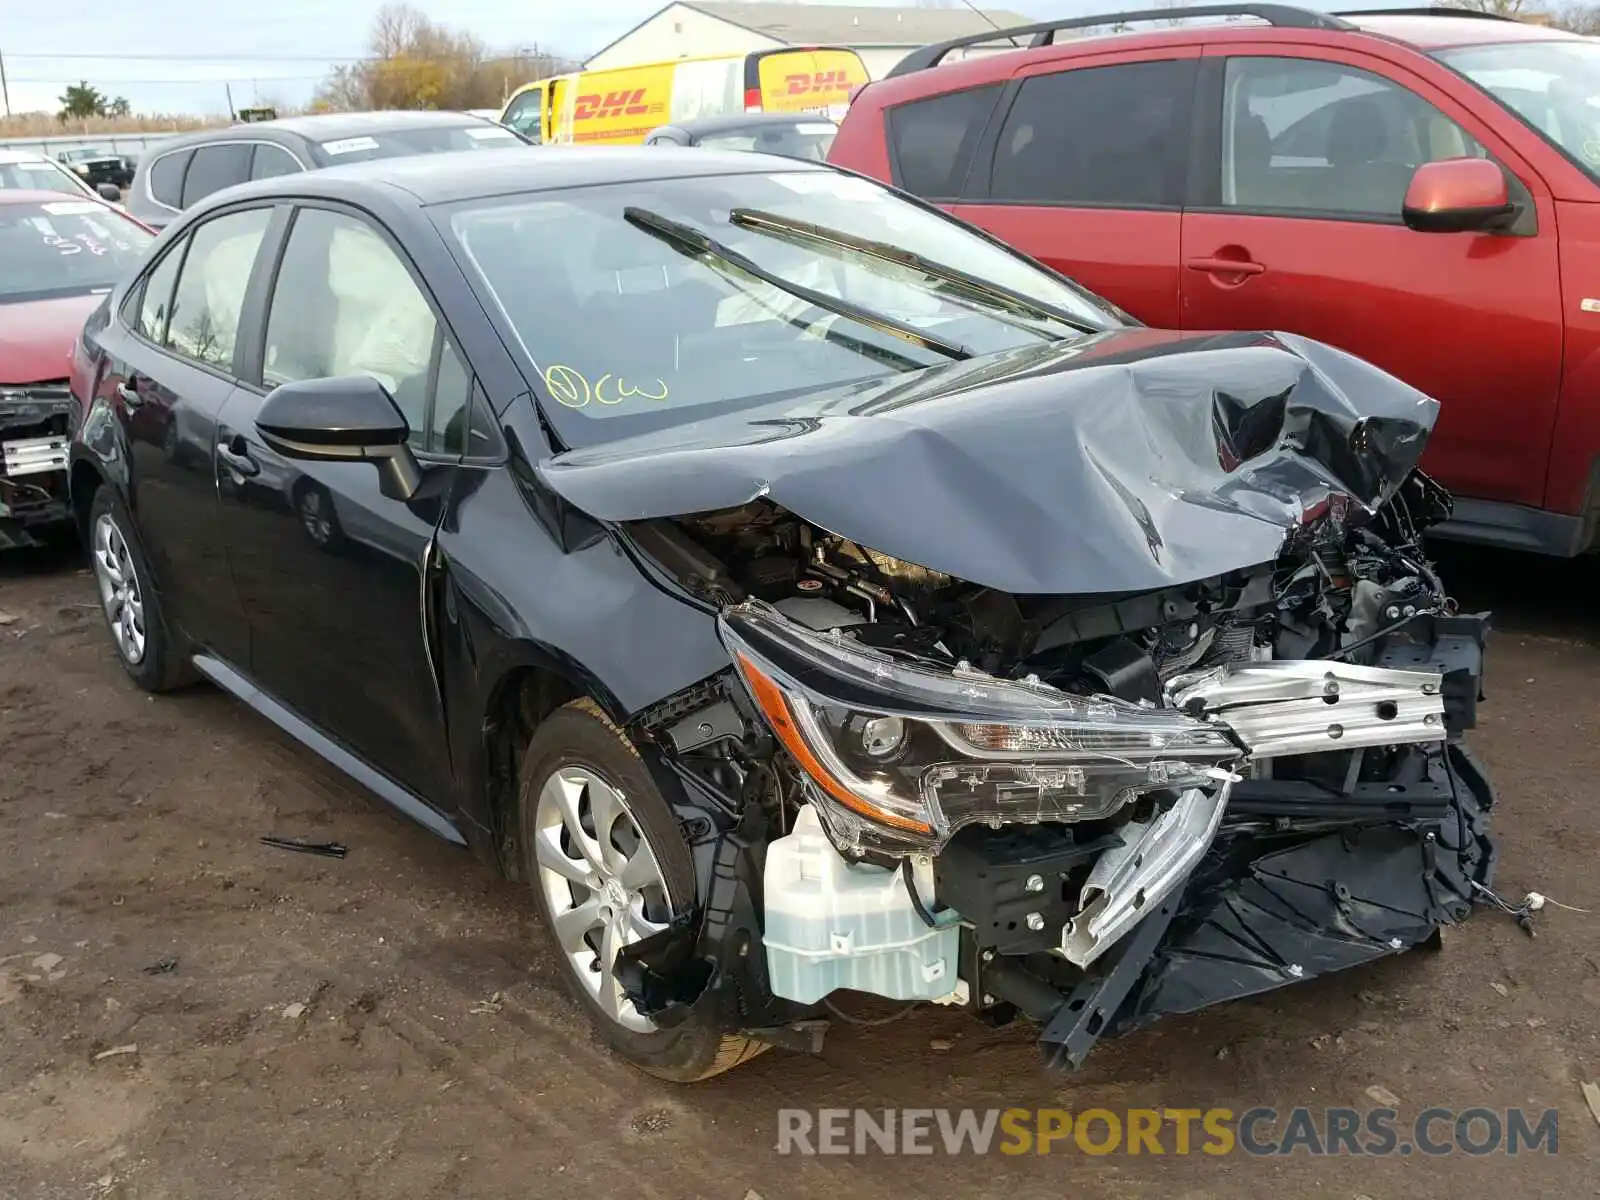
[313,3,577,113]
[1438,0,1530,15]
[1153,0,1195,28]
[1550,2,1600,30]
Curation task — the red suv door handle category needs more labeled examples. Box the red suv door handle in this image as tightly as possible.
[1187,257,1265,277]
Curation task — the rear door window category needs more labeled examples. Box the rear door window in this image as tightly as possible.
[148,150,191,208]
[164,207,273,369]
[988,60,1197,207]
[887,85,1002,198]
[249,143,302,181]
[133,239,186,343]
[181,144,253,207]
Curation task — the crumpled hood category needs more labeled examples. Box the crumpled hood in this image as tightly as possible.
[0,293,102,385]
[536,328,1439,595]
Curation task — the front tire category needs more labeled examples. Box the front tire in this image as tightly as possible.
[86,487,195,692]
[518,699,767,1082]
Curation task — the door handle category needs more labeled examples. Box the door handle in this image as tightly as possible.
[217,443,260,478]
[115,377,144,408]
[1186,257,1265,277]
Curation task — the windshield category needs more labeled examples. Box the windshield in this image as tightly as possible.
[445,169,1118,446]
[1436,40,1600,177]
[0,199,153,304]
[0,159,88,197]
[697,122,837,161]
[316,122,524,164]
[501,90,544,140]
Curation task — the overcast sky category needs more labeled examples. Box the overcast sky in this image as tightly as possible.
[0,0,1365,117]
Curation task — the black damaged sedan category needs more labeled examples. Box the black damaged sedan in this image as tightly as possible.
[69,148,1495,1081]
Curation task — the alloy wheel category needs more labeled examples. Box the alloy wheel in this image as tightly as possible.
[532,765,670,1032]
[299,489,333,545]
[92,513,146,665]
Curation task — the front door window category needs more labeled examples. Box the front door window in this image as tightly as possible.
[1222,57,1488,218]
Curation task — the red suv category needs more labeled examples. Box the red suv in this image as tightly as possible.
[830,4,1600,556]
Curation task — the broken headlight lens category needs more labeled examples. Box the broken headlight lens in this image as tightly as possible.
[718,602,1240,853]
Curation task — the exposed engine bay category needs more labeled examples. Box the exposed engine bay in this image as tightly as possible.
[648,469,1455,686]
[0,384,73,550]
[617,469,1493,1070]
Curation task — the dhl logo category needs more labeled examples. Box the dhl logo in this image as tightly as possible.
[574,88,653,120]
[783,70,854,96]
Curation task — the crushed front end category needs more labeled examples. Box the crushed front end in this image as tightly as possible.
[618,469,1496,1070]
[0,383,73,549]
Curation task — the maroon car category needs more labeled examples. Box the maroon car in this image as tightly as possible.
[0,190,152,548]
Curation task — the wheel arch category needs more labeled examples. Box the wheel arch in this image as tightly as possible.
[67,399,133,539]
[69,457,109,540]
[477,658,624,880]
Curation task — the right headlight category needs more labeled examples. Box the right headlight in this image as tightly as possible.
[718,602,1241,854]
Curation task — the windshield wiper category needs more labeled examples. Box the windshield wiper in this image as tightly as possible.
[622,206,972,361]
[729,208,1104,337]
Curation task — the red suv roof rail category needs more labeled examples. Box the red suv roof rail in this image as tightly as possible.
[1334,5,1522,18]
[886,3,1353,77]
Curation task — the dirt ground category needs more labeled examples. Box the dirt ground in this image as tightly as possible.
[2,539,1598,1200]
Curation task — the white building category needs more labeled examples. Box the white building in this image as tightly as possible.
[583,2,1036,79]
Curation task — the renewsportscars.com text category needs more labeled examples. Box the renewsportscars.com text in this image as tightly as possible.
[775,1107,1560,1157]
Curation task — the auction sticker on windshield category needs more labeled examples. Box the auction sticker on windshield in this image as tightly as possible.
[40,200,102,216]
[465,126,519,141]
[321,136,380,156]
[768,172,878,197]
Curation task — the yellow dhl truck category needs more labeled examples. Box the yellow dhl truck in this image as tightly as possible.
[498,47,869,146]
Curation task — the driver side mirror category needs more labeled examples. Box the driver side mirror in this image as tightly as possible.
[96,183,122,202]
[1402,158,1516,234]
[256,375,422,501]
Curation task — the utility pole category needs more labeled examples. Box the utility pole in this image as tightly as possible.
[225,82,236,120]
[0,49,11,118]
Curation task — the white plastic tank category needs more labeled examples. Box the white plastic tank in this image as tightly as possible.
[763,804,962,1005]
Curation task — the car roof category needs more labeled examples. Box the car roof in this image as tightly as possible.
[660,113,838,137]
[0,150,53,165]
[144,109,502,158]
[199,145,832,210]
[247,109,500,137]
[1347,12,1590,48]
[0,188,106,207]
[868,8,1588,101]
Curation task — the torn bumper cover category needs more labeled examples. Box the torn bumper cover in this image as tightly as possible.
[990,617,1494,1070]
[619,613,1496,1070]
[1024,741,1493,1070]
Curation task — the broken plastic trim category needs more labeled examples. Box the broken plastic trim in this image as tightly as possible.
[1061,781,1233,968]
[1037,740,1496,1070]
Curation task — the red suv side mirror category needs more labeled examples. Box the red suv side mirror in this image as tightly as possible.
[1402,158,1516,234]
